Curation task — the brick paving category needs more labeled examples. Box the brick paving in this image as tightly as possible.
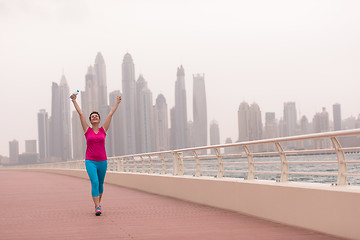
[0,170,347,240]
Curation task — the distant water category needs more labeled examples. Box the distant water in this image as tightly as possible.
[182,153,360,186]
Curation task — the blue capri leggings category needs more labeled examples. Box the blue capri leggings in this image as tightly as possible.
[85,160,107,197]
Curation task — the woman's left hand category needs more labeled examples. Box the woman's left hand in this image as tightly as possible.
[117,96,122,103]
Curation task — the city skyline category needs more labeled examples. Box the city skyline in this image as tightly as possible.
[4,53,360,162]
[1,0,360,156]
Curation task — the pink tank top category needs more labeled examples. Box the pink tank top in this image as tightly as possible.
[85,127,107,161]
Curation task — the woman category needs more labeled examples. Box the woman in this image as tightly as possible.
[71,93,122,216]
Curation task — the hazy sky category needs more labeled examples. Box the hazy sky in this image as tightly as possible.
[1,0,360,156]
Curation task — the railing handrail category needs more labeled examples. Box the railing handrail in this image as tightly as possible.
[115,128,360,158]
[4,128,360,186]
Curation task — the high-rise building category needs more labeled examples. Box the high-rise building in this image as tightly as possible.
[154,94,169,151]
[238,101,250,142]
[137,76,154,153]
[72,110,85,160]
[25,140,37,153]
[264,112,277,151]
[313,108,329,133]
[38,109,49,162]
[193,74,207,153]
[49,74,72,161]
[122,53,137,154]
[283,102,297,137]
[300,115,310,135]
[82,66,99,119]
[299,115,311,149]
[98,105,112,156]
[210,120,220,145]
[264,112,276,139]
[9,140,19,164]
[94,52,108,108]
[249,103,262,141]
[312,107,330,148]
[210,120,220,154]
[136,74,148,153]
[333,103,342,131]
[109,90,125,156]
[174,65,188,149]
[224,137,237,154]
[187,120,194,150]
[170,107,176,150]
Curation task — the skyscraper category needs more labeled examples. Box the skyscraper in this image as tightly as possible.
[94,52,108,108]
[9,140,19,164]
[82,66,99,118]
[264,112,277,151]
[122,53,137,154]
[238,101,250,142]
[283,102,297,137]
[312,107,330,148]
[25,140,37,153]
[72,110,85,160]
[333,103,342,131]
[193,74,207,153]
[187,120,194,149]
[210,120,220,154]
[99,105,112,156]
[109,90,125,156]
[170,107,176,150]
[313,108,329,133]
[264,112,276,139]
[38,109,49,162]
[137,76,154,153]
[210,120,220,145]
[49,74,71,161]
[174,66,188,149]
[249,103,262,141]
[136,74,148,153]
[154,94,169,151]
[299,115,311,149]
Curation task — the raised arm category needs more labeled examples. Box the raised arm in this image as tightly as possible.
[70,93,89,133]
[102,96,122,132]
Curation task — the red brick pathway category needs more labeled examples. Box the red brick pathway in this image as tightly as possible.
[0,171,346,240]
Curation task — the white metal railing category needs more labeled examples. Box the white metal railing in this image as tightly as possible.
[5,129,360,186]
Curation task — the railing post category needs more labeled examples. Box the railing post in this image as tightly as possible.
[148,155,154,174]
[330,137,347,185]
[126,157,130,172]
[159,154,166,174]
[172,152,183,176]
[118,157,124,172]
[214,148,223,178]
[140,156,146,173]
[107,158,111,171]
[275,142,288,182]
[132,156,137,172]
[193,150,201,177]
[243,145,255,180]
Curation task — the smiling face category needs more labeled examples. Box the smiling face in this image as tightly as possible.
[89,112,101,125]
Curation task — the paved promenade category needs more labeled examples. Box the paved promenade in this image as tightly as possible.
[0,171,346,240]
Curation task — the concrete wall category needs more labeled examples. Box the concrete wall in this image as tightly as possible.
[15,169,360,240]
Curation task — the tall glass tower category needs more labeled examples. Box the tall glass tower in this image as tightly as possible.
[38,109,49,162]
[333,103,342,131]
[174,65,188,149]
[122,53,137,154]
[94,52,108,108]
[283,102,297,137]
[154,94,169,151]
[193,74,207,153]
[50,74,71,161]
[238,101,250,142]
